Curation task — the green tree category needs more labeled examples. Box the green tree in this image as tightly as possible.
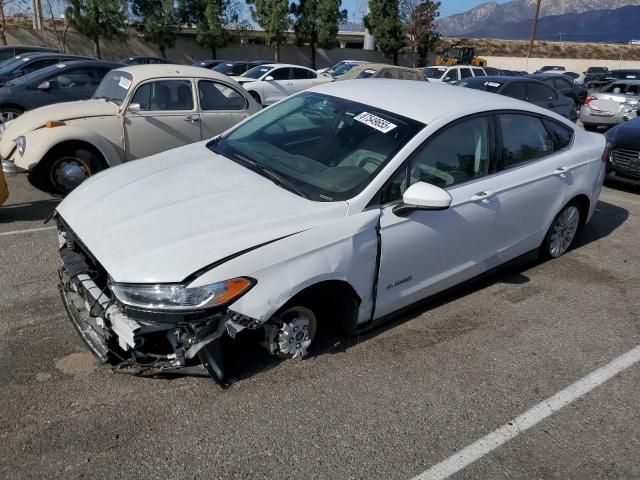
[64,0,128,58]
[179,0,237,59]
[246,0,291,62]
[364,0,404,65]
[401,0,440,67]
[291,0,347,69]
[132,0,180,58]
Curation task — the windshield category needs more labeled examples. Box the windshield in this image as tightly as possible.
[212,63,236,74]
[0,56,30,75]
[4,63,67,87]
[332,63,358,77]
[242,66,271,79]
[423,67,446,79]
[209,92,424,202]
[92,71,133,105]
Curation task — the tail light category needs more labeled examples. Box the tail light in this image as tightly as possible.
[601,143,611,163]
[584,96,597,106]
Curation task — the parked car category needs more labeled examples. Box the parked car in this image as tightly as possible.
[0,45,58,62]
[423,65,486,83]
[604,118,640,186]
[0,164,7,206]
[579,80,640,131]
[211,60,270,77]
[0,65,261,193]
[586,69,640,90]
[231,63,332,106]
[0,60,122,125]
[457,76,577,121]
[584,66,609,84]
[0,52,91,85]
[530,73,588,106]
[193,59,228,69]
[483,67,503,76]
[337,63,425,81]
[53,80,605,384]
[534,66,565,74]
[317,59,368,76]
[120,56,171,65]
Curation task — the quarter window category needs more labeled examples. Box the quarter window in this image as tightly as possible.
[198,81,246,110]
[499,114,554,168]
[132,80,194,111]
[543,119,574,151]
[292,68,311,79]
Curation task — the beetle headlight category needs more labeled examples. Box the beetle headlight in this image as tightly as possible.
[15,135,26,155]
[110,277,255,311]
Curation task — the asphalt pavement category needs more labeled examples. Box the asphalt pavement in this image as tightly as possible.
[1,173,639,480]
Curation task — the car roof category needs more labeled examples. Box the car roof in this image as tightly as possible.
[112,64,238,82]
[606,79,640,84]
[310,80,539,124]
[14,52,88,60]
[260,63,312,69]
[350,63,419,72]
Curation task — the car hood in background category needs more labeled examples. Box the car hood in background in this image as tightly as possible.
[1,99,118,139]
[231,77,256,84]
[57,142,348,283]
[607,119,640,150]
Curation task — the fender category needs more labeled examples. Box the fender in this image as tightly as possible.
[13,125,123,171]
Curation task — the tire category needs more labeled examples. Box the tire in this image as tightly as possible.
[583,124,598,132]
[249,91,262,105]
[270,305,318,360]
[31,146,106,195]
[541,202,582,259]
[0,106,23,124]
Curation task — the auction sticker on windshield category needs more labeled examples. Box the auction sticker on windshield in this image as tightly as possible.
[118,76,132,90]
[354,112,397,133]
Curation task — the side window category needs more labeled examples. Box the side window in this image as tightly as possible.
[198,81,246,110]
[292,68,311,80]
[472,68,485,77]
[21,58,58,74]
[527,83,557,102]
[499,114,554,168]
[131,80,194,111]
[231,63,247,76]
[270,68,291,80]
[552,77,572,93]
[442,69,458,82]
[48,67,109,89]
[543,119,574,151]
[381,116,491,202]
[502,82,526,100]
[380,69,398,79]
[460,68,473,79]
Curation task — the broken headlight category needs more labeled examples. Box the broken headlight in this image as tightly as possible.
[110,277,255,311]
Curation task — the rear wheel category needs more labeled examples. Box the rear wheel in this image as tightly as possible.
[31,146,106,195]
[583,124,598,132]
[542,203,582,258]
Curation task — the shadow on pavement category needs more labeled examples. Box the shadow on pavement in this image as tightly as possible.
[0,199,60,223]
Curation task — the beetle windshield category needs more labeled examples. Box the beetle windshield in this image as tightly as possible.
[209,92,424,202]
[92,71,133,105]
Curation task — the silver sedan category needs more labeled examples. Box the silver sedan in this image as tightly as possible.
[579,80,640,131]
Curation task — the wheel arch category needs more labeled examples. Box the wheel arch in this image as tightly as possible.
[567,193,591,226]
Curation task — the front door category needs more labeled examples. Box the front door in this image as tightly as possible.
[262,67,295,105]
[374,115,501,319]
[196,79,252,139]
[123,78,201,160]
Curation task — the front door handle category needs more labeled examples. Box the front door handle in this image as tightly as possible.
[185,115,200,123]
[469,190,495,202]
[553,167,569,177]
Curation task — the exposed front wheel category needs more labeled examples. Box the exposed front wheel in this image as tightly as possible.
[31,147,106,195]
[267,305,317,360]
[543,204,581,258]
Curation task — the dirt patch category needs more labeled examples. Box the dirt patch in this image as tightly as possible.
[55,352,96,378]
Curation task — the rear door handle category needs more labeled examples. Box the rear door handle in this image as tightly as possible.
[553,167,569,176]
[185,115,200,123]
[469,190,495,202]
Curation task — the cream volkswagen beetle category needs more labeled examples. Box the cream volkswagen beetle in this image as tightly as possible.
[55,81,605,385]
[0,65,260,193]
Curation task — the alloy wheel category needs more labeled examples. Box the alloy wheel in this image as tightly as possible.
[549,205,580,258]
[275,306,317,359]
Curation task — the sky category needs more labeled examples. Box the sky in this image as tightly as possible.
[342,0,512,22]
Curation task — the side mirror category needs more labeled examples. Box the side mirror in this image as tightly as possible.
[37,80,50,90]
[127,103,141,113]
[264,75,274,81]
[392,182,452,216]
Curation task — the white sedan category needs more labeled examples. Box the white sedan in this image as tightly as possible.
[231,63,332,106]
[54,80,605,384]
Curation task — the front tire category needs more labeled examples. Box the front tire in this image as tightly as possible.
[31,146,106,195]
[0,106,23,124]
[542,203,582,258]
[270,305,317,360]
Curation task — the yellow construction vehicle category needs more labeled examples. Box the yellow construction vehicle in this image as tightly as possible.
[435,45,487,67]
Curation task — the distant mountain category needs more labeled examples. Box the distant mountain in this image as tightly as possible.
[438,0,640,42]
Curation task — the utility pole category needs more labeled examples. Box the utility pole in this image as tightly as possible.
[526,0,542,70]
[32,0,43,30]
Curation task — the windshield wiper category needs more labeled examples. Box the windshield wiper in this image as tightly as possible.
[231,153,308,199]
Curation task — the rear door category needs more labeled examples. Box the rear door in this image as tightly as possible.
[262,67,294,104]
[123,78,201,160]
[197,79,252,139]
[526,82,564,115]
[488,112,576,262]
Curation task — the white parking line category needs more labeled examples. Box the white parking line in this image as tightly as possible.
[411,344,640,480]
[0,226,56,237]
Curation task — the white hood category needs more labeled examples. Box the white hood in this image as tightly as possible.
[56,141,347,283]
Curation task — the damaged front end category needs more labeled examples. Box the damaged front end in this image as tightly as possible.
[56,218,259,386]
